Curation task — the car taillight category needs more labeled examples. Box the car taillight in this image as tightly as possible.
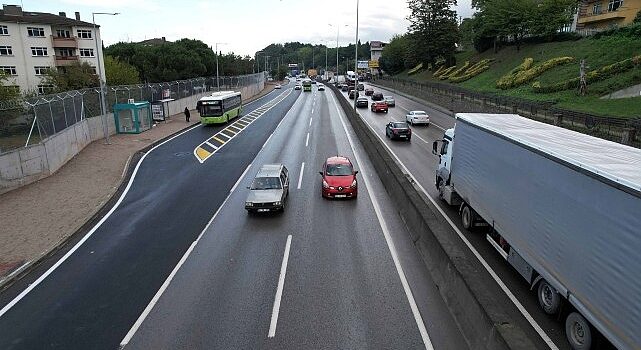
[408,129,412,134]
[322,180,329,189]
[350,180,357,188]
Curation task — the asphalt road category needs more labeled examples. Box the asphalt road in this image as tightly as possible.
[0,82,469,349]
[341,82,582,350]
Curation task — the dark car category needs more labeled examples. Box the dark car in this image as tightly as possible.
[317,84,325,91]
[364,88,374,96]
[371,101,388,113]
[371,92,384,101]
[341,84,349,91]
[385,121,412,141]
[356,97,369,108]
[245,164,290,213]
[319,156,358,199]
[357,83,364,91]
[349,90,359,99]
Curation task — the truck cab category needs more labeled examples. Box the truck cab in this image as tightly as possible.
[432,128,457,205]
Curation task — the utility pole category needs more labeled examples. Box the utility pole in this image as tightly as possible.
[93,11,119,145]
[215,42,227,91]
[579,59,587,96]
[353,0,359,111]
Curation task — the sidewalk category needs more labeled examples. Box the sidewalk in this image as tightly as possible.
[0,83,278,283]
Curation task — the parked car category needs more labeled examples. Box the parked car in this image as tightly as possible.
[245,164,290,213]
[356,97,369,108]
[341,85,349,92]
[294,85,302,90]
[383,96,395,106]
[406,110,430,126]
[349,90,359,99]
[275,84,282,89]
[371,101,388,113]
[371,92,384,101]
[319,156,358,199]
[357,83,364,91]
[386,121,412,141]
[364,88,374,96]
[317,84,325,91]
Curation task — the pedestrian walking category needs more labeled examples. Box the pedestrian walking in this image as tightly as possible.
[184,107,191,123]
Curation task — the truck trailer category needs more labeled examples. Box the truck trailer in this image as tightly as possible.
[432,113,641,350]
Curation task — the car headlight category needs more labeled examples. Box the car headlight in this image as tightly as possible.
[350,180,357,188]
[245,202,253,207]
[274,201,281,206]
[322,180,329,189]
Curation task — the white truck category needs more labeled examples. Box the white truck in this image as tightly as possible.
[432,113,641,350]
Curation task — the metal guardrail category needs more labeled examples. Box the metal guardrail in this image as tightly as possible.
[0,72,266,154]
[377,77,640,148]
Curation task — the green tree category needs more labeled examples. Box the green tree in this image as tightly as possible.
[105,55,140,85]
[407,0,460,67]
[634,10,641,23]
[0,71,20,100]
[42,62,99,92]
[380,34,411,74]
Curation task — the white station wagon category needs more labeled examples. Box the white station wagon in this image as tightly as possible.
[406,110,430,126]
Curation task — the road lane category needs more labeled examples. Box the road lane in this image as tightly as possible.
[0,87,299,350]
[342,82,571,350]
[124,86,468,349]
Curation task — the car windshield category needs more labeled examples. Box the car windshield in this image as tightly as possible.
[393,122,409,128]
[250,177,282,190]
[325,163,353,176]
[413,111,426,115]
[385,96,393,99]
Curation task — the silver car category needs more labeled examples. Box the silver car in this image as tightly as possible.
[245,164,289,213]
[383,96,395,106]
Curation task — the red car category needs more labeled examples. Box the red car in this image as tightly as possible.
[371,101,388,113]
[319,156,358,199]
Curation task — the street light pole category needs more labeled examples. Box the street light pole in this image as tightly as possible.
[353,0,359,111]
[215,42,227,91]
[92,11,119,145]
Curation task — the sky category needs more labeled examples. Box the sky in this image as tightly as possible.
[20,0,475,56]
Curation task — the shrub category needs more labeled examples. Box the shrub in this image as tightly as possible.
[436,66,457,80]
[408,62,424,75]
[449,59,494,83]
[497,57,574,89]
[447,61,471,80]
[433,65,447,77]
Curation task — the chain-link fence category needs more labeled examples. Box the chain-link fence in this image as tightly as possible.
[377,77,641,148]
[0,72,265,154]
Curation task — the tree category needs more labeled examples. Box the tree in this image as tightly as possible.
[105,55,140,85]
[634,10,641,23]
[380,34,411,74]
[42,62,99,92]
[0,71,20,100]
[406,0,460,68]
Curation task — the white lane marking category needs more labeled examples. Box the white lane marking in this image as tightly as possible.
[309,117,312,127]
[0,121,203,319]
[297,162,305,190]
[329,92,434,350]
[355,100,559,350]
[262,133,273,149]
[267,234,293,338]
[411,131,430,145]
[311,108,314,114]
[305,132,310,147]
[204,141,218,150]
[120,163,252,347]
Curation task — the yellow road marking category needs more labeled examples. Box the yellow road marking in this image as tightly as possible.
[212,136,226,144]
[195,147,211,160]
[223,129,237,135]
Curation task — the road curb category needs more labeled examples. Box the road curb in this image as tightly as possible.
[328,83,539,350]
[369,81,455,117]
[0,85,277,293]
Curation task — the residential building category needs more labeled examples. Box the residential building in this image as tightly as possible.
[0,4,105,95]
[369,40,386,76]
[577,0,641,32]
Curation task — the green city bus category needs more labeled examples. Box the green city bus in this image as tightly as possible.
[302,79,312,92]
[196,91,242,125]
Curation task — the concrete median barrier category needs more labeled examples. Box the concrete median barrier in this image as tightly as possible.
[329,83,538,350]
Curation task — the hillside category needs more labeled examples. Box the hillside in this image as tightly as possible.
[399,29,641,118]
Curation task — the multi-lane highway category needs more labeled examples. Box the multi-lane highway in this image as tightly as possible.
[0,81,470,349]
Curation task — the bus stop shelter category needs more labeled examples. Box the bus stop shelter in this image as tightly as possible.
[113,101,152,134]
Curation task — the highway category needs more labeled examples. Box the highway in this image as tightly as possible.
[339,82,578,350]
[0,81,469,349]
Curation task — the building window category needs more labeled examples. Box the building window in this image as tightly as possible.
[79,48,94,57]
[90,66,97,74]
[27,27,45,37]
[37,84,54,95]
[0,46,13,55]
[608,0,623,11]
[55,29,71,38]
[592,2,602,14]
[0,66,17,75]
[34,66,50,75]
[31,47,48,56]
[77,29,92,39]
[57,48,75,57]
[0,25,8,35]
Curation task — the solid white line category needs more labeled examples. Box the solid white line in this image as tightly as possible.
[0,122,203,319]
[119,163,252,347]
[0,260,31,283]
[329,92,434,350]
[305,132,310,147]
[354,99,559,350]
[230,164,253,193]
[297,162,305,190]
[267,234,293,338]
[308,117,312,127]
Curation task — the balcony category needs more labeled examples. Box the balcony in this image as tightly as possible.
[55,55,79,65]
[51,36,78,48]
[577,9,626,24]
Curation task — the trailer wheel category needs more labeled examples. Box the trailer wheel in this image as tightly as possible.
[537,280,561,315]
[566,312,592,350]
[461,205,473,230]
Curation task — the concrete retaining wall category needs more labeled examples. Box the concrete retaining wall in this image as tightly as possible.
[328,84,540,349]
[0,79,265,195]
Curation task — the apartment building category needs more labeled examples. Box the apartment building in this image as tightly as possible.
[0,4,105,95]
[369,40,386,76]
[577,0,641,31]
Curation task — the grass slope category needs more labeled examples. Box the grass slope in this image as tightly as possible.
[405,35,641,118]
